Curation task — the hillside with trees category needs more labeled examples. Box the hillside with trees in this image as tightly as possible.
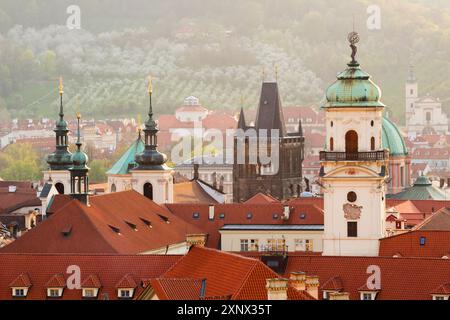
[1,0,450,123]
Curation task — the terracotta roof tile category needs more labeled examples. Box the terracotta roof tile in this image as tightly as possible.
[150,278,203,300]
[116,274,137,289]
[430,283,450,295]
[1,190,202,254]
[45,274,66,288]
[285,255,450,300]
[321,276,344,291]
[0,254,180,300]
[81,275,102,288]
[9,273,31,288]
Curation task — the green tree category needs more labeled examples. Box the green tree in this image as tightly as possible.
[88,159,108,183]
[0,143,42,181]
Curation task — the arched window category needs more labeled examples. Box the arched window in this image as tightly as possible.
[111,184,116,193]
[370,137,375,151]
[143,183,153,200]
[345,130,358,153]
[55,182,64,195]
[330,137,334,151]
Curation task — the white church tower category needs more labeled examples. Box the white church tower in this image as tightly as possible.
[320,32,389,257]
[130,77,173,204]
[405,65,418,129]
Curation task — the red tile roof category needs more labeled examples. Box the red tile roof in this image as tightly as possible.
[244,193,279,204]
[81,275,101,288]
[160,246,278,300]
[0,254,180,300]
[9,273,31,288]
[150,278,203,300]
[321,276,344,291]
[379,230,450,258]
[116,274,137,288]
[165,202,324,249]
[285,255,450,300]
[45,274,66,288]
[431,283,450,295]
[1,190,202,254]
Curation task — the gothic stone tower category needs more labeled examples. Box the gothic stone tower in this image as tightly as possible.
[43,78,72,194]
[233,81,304,202]
[320,33,389,257]
[131,77,173,204]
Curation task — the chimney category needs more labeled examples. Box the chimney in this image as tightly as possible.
[305,275,320,300]
[208,205,215,220]
[186,233,207,249]
[329,292,350,300]
[289,272,306,291]
[266,278,288,300]
[193,164,199,180]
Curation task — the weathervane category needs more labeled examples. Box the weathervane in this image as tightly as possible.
[348,15,360,64]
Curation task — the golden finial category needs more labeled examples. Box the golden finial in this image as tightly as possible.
[148,75,153,94]
[137,114,142,132]
[59,76,64,95]
[76,112,81,120]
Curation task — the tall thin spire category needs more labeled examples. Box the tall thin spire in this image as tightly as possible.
[69,112,89,204]
[59,76,64,119]
[134,76,168,170]
[46,77,72,171]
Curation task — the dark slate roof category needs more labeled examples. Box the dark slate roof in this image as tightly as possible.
[39,183,52,198]
[255,82,287,137]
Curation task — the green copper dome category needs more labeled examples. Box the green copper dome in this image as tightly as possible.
[382,117,408,156]
[387,175,446,200]
[324,62,386,108]
[71,149,89,169]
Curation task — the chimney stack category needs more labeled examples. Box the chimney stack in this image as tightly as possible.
[289,272,306,291]
[193,164,199,180]
[266,278,288,300]
[329,292,350,300]
[186,233,207,249]
[305,275,320,300]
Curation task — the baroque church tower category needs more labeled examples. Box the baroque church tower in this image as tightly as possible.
[43,78,73,194]
[320,33,389,256]
[233,80,305,202]
[130,77,173,204]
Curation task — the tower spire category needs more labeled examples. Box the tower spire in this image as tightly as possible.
[134,76,168,170]
[46,77,72,171]
[69,112,89,204]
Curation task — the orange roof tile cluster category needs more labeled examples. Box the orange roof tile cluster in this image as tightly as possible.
[165,202,324,249]
[173,180,220,203]
[244,193,280,204]
[150,246,313,300]
[0,254,180,300]
[1,190,202,254]
[379,230,450,258]
[285,255,450,300]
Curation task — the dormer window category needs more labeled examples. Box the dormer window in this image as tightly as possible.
[140,218,152,228]
[192,212,200,219]
[47,288,63,298]
[12,288,27,298]
[118,288,134,299]
[219,213,225,219]
[82,288,99,298]
[432,295,449,300]
[360,291,377,300]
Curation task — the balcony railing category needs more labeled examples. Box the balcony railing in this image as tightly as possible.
[319,150,388,161]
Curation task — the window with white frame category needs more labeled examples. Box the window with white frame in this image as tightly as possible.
[12,288,27,297]
[118,288,134,298]
[82,288,99,298]
[432,295,449,300]
[240,239,249,252]
[47,288,63,298]
[360,292,376,300]
[294,239,304,251]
